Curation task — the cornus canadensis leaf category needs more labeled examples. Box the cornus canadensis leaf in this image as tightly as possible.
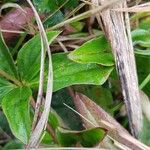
[0,77,16,104]
[68,36,114,66]
[0,33,18,78]
[56,127,106,147]
[29,53,114,91]
[17,31,60,83]
[2,87,32,144]
[52,53,114,91]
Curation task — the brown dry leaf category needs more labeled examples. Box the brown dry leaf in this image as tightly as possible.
[74,93,150,150]
[0,7,34,41]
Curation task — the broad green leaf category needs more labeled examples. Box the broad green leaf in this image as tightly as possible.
[17,31,60,83]
[56,127,106,147]
[29,53,114,91]
[132,29,150,47]
[53,53,114,91]
[0,77,16,104]
[2,87,32,144]
[0,33,18,78]
[68,36,114,66]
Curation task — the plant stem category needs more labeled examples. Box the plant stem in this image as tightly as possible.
[0,70,22,86]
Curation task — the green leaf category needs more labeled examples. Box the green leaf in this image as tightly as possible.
[132,29,150,47]
[52,89,83,130]
[0,33,18,78]
[2,87,32,144]
[33,0,58,13]
[17,31,60,83]
[33,0,78,13]
[68,36,114,66]
[139,117,150,146]
[136,55,150,97]
[58,0,79,9]
[56,127,106,147]
[139,17,150,30]
[0,77,16,104]
[29,53,113,91]
[44,11,64,27]
[53,53,114,91]
[135,49,150,56]
[2,140,23,149]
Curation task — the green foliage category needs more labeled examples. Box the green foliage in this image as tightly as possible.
[52,53,114,91]
[52,88,83,130]
[135,50,150,56]
[0,31,60,144]
[74,85,114,114]
[17,31,60,83]
[33,0,79,27]
[132,29,150,47]
[0,77,16,104]
[2,140,23,150]
[139,117,150,146]
[56,127,106,147]
[0,29,114,146]
[33,0,79,13]
[44,11,64,27]
[0,33,18,78]
[2,87,32,144]
[68,36,114,66]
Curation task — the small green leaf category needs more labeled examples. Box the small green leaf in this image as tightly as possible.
[17,31,60,83]
[2,87,32,144]
[53,53,114,91]
[0,77,16,104]
[56,127,106,147]
[68,36,114,66]
[132,29,150,47]
[0,33,18,78]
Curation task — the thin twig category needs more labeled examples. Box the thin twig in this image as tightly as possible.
[32,34,45,130]
[30,98,57,143]
[26,0,53,148]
